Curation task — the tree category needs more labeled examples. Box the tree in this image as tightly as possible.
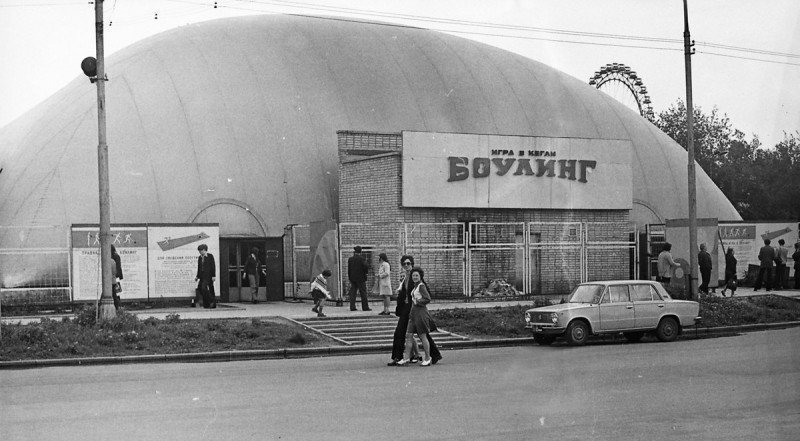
[654,100,799,221]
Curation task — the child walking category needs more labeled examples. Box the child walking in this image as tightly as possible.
[310,269,332,317]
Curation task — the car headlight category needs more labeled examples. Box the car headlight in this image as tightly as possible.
[525,312,531,323]
[550,313,558,324]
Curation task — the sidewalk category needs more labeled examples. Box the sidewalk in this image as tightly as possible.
[2,287,799,369]
[3,286,799,325]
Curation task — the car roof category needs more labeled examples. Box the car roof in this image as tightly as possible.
[579,280,658,286]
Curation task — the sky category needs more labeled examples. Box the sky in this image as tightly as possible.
[1,0,798,149]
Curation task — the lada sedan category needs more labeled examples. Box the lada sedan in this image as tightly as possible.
[525,280,700,346]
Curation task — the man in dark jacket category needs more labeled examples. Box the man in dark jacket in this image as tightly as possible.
[698,243,712,294]
[753,238,775,291]
[195,244,217,308]
[347,246,371,311]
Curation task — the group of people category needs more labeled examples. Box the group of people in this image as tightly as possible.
[656,238,800,295]
[315,248,442,366]
[753,238,799,291]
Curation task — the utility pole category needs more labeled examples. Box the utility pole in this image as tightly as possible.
[683,0,698,300]
[92,0,116,320]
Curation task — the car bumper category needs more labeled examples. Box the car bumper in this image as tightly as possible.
[526,324,566,335]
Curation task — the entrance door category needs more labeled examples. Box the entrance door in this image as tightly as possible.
[219,238,284,302]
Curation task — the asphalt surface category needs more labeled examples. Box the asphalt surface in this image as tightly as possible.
[2,286,799,369]
[2,328,799,440]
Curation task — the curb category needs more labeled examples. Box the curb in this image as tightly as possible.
[2,322,799,370]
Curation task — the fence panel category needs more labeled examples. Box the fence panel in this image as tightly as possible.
[404,223,466,299]
[0,225,71,305]
[468,223,525,297]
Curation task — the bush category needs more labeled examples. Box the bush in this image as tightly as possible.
[74,304,97,328]
[165,313,181,324]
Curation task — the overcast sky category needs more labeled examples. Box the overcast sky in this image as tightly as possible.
[1,0,798,149]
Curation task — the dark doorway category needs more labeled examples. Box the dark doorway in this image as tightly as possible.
[220,238,285,302]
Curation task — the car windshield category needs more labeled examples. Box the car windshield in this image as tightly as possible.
[569,284,604,304]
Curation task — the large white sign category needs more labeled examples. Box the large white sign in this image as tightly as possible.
[718,222,798,279]
[401,131,632,209]
[71,226,149,301]
[147,225,220,299]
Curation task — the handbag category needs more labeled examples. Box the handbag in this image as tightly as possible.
[113,282,122,294]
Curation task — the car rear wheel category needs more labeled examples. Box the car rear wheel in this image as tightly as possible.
[624,332,644,342]
[566,321,589,346]
[533,334,556,346]
[655,317,679,342]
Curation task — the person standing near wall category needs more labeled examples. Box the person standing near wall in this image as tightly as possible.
[347,246,371,311]
[698,243,712,295]
[754,239,775,292]
[243,247,265,304]
[110,244,123,310]
[793,242,800,289]
[775,239,789,290]
[657,243,679,285]
[721,248,737,297]
[377,253,392,315]
[195,244,217,308]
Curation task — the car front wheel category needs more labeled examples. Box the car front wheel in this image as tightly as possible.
[655,317,679,342]
[566,320,589,346]
[533,334,556,346]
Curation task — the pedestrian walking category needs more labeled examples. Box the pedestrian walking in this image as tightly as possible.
[310,269,332,317]
[194,244,217,308]
[376,253,392,315]
[347,246,371,311]
[720,248,737,297]
[388,255,420,365]
[397,267,442,367]
[753,239,775,292]
[243,247,265,304]
[698,243,712,295]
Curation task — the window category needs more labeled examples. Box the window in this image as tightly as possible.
[608,285,630,303]
[631,285,653,301]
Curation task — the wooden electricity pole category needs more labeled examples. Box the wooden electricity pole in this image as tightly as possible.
[683,0,699,300]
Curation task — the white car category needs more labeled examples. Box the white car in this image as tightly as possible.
[524,280,701,346]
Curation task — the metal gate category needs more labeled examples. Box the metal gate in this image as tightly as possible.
[332,221,636,300]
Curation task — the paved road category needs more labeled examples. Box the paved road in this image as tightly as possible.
[2,328,799,440]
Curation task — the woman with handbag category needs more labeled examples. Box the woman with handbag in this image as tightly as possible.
[721,247,737,297]
[397,267,441,366]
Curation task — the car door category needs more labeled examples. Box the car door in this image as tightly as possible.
[631,284,662,329]
[598,285,635,331]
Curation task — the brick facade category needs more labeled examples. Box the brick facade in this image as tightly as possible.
[338,131,632,298]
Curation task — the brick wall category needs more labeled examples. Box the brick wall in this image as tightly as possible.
[338,131,632,297]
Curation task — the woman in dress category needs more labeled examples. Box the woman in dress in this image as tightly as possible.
[398,267,440,366]
[377,253,392,315]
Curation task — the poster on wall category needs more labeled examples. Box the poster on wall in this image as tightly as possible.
[718,222,798,279]
[147,224,219,299]
[71,225,149,301]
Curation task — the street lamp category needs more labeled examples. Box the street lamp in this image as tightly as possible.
[82,0,115,320]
